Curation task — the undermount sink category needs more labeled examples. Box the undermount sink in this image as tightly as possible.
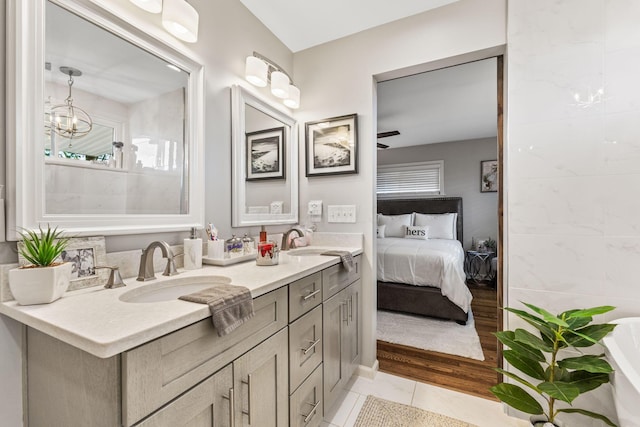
[284,248,328,257]
[119,275,232,303]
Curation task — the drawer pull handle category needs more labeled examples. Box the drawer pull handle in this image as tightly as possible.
[343,300,349,324]
[222,387,235,427]
[302,400,321,424]
[349,295,353,322]
[302,288,321,301]
[241,375,252,424]
[301,338,321,355]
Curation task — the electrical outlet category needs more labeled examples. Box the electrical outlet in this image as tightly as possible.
[308,200,322,216]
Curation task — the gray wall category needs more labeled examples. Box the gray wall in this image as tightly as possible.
[377,137,498,250]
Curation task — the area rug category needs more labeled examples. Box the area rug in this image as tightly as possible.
[376,309,485,361]
[354,395,479,427]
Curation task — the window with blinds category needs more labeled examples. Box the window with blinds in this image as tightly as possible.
[377,161,444,199]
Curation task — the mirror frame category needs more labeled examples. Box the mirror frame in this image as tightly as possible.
[5,0,205,238]
[231,85,299,227]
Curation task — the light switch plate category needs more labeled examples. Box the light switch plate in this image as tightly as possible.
[327,205,356,223]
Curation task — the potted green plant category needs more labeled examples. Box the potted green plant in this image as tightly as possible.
[484,237,497,253]
[490,302,618,427]
[9,225,72,305]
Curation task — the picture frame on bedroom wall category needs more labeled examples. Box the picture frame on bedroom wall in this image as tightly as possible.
[480,159,498,192]
[305,114,358,177]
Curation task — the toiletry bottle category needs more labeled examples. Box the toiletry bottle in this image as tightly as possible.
[259,225,267,242]
[183,227,202,270]
[242,233,255,255]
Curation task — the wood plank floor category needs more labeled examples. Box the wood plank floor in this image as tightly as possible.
[377,282,499,400]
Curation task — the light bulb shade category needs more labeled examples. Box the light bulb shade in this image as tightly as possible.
[162,0,199,43]
[245,56,268,87]
[271,71,290,99]
[283,84,300,109]
[130,0,162,13]
[50,103,93,140]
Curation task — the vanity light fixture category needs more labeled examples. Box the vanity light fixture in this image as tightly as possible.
[130,0,162,13]
[162,0,199,43]
[244,52,301,109]
[49,66,93,141]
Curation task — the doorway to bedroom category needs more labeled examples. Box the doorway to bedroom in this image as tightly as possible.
[374,55,504,400]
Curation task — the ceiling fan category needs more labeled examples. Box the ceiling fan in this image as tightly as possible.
[376,130,400,149]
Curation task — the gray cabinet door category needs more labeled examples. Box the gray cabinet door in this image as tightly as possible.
[136,364,233,427]
[322,286,348,412]
[233,327,289,427]
[345,279,362,375]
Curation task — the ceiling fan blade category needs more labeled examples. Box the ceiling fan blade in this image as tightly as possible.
[377,142,389,149]
[377,130,400,139]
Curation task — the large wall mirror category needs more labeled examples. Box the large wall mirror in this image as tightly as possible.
[6,0,205,237]
[231,85,298,227]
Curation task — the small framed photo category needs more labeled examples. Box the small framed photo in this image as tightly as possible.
[305,114,358,177]
[17,236,109,291]
[246,127,285,180]
[480,160,498,193]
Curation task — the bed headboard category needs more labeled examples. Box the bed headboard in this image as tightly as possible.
[377,197,463,245]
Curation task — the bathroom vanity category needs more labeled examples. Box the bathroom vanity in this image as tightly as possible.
[1,249,362,427]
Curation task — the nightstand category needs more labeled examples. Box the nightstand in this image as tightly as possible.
[465,250,495,285]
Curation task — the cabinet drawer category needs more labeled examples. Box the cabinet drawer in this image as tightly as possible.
[289,305,323,393]
[322,255,360,300]
[135,364,233,427]
[122,286,287,426]
[289,271,322,322]
[289,364,323,427]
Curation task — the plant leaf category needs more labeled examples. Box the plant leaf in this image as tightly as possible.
[495,368,541,392]
[563,310,592,330]
[557,408,618,426]
[503,350,546,381]
[565,371,610,393]
[505,307,556,342]
[495,331,546,362]
[558,355,613,374]
[514,328,553,352]
[521,302,569,327]
[489,383,544,415]
[538,381,580,403]
[565,306,616,319]
[565,324,617,347]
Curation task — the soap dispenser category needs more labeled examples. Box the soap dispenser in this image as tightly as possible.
[183,227,202,270]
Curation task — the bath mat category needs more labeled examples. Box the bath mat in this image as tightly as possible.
[376,309,485,361]
[355,395,479,427]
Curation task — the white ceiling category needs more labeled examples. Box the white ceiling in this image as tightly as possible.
[239,0,459,53]
[377,58,498,149]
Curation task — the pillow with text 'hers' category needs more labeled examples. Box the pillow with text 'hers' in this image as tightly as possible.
[404,225,429,240]
[413,212,458,240]
[377,213,413,238]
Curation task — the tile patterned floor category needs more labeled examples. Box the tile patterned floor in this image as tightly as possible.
[322,371,530,427]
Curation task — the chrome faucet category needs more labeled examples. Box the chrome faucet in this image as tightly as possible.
[137,241,179,281]
[281,228,305,251]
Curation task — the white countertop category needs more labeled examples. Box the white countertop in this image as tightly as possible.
[0,246,362,359]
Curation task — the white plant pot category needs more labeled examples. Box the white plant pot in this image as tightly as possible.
[9,263,72,305]
[530,415,566,427]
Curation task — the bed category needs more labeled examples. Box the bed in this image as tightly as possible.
[376,197,471,324]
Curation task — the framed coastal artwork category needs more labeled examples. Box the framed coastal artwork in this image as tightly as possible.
[246,127,285,180]
[480,159,498,193]
[305,114,358,177]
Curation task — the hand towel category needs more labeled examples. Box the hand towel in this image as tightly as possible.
[321,250,355,272]
[179,284,254,336]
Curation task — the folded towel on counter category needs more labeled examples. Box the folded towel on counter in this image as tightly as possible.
[321,250,355,272]
[179,284,254,336]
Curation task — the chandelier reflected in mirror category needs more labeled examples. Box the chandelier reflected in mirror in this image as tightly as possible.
[49,66,93,141]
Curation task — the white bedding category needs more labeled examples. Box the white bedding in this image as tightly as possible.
[377,237,472,313]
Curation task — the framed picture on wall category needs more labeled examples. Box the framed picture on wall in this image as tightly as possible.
[246,127,285,180]
[480,159,498,193]
[305,114,358,176]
